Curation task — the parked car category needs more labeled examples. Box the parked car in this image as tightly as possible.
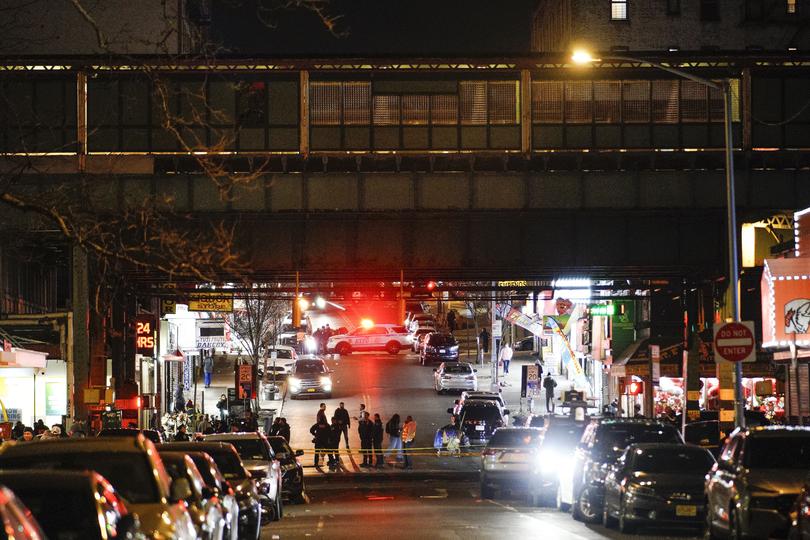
[0,435,198,540]
[434,362,478,394]
[452,400,509,446]
[0,485,46,540]
[161,442,261,540]
[558,419,684,523]
[288,357,333,398]
[529,419,587,506]
[182,451,240,540]
[683,420,723,457]
[460,391,508,416]
[205,432,284,522]
[266,435,306,503]
[0,470,140,540]
[789,473,810,540]
[327,324,412,355]
[706,426,810,539]
[408,313,436,332]
[159,451,227,540]
[420,332,459,364]
[514,335,535,351]
[257,345,296,378]
[479,427,543,499]
[411,327,434,352]
[602,443,715,533]
[97,427,164,444]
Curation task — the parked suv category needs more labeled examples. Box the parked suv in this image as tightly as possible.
[0,435,198,540]
[452,400,509,446]
[327,324,412,355]
[205,432,283,522]
[479,427,543,499]
[288,357,333,398]
[557,419,683,523]
[705,426,810,539]
[420,332,459,364]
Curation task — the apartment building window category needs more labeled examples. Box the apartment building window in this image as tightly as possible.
[787,0,797,14]
[611,0,628,20]
[667,0,681,14]
[701,0,720,20]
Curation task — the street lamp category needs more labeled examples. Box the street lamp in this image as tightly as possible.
[571,50,744,428]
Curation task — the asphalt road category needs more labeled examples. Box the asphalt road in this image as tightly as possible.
[281,350,479,468]
[262,477,702,540]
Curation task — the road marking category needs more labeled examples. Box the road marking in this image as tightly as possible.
[483,500,590,540]
[317,516,324,532]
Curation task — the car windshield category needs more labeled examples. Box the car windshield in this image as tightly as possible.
[462,407,502,422]
[208,450,249,480]
[225,439,270,461]
[745,435,810,469]
[631,447,715,473]
[0,453,160,504]
[9,487,100,539]
[593,424,681,458]
[443,364,472,374]
[488,430,541,447]
[295,361,327,374]
[269,350,293,359]
[429,335,457,346]
[268,438,293,455]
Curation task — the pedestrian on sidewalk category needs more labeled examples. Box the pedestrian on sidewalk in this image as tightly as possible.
[372,413,384,468]
[317,402,328,424]
[328,416,342,470]
[543,372,557,413]
[278,417,290,442]
[334,402,351,448]
[447,310,457,333]
[498,342,513,375]
[358,412,374,467]
[174,383,185,413]
[203,355,214,388]
[401,415,417,469]
[216,394,228,423]
[310,416,331,468]
[384,413,403,464]
[534,355,544,380]
[479,328,490,354]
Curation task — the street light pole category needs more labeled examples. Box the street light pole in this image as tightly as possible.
[571,52,745,428]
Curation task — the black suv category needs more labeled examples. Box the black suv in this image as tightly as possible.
[705,426,810,539]
[452,401,508,446]
[558,419,683,523]
[420,333,459,365]
[266,435,306,503]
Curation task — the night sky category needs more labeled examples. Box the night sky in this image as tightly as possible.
[211,0,537,56]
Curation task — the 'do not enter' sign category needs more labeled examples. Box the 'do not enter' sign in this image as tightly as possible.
[713,321,756,363]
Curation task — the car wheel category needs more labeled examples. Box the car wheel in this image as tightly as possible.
[336,342,351,355]
[385,341,401,355]
[573,487,600,523]
[480,479,495,499]
[603,502,618,529]
[556,484,570,513]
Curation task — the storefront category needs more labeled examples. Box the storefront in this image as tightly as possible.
[0,348,65,427]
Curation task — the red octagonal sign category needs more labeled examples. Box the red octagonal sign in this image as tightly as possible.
[714,321,756,363]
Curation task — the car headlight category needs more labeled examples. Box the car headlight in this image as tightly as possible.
[320,376,332,388]
[289,377,301,388]
[450,345,459,351]
[305,336,317,352]
[626,482,656,497]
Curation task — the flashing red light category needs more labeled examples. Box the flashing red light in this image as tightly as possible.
[628,381,644,396]
[136,396,142,409]
[426,281,437,291]
[360,318,374,329]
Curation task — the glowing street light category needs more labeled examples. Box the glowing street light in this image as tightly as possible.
[315,297,327,309]
[571,49,598,65]
[297,297,310,312]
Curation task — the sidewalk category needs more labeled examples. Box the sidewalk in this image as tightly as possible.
[191,365,286,426]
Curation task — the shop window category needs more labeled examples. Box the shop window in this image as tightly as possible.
[460,81,487,125]
[402,94,430,125]
[680,80,708,122]
[430,94,458,125]
[488,81,519,124]
[532,81,563,123]
[611,0,628,20]
[651,80,679,123]
[373,95,400,125]
[622,80,650,123]
[593,81,621,123]
[565,81,592,123]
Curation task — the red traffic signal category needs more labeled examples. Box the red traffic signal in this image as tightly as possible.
[627,380,645,396]
[426,280,437,291]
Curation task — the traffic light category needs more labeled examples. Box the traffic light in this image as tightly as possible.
[628,380,645,396]
[426,280,437,291]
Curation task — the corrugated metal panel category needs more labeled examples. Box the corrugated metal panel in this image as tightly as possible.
[460,81,487,125]
[488,81,518,124]
[343,81,371,125]
[681,80,707,123]
[403,94,429,125]
[652,80,679,124]
[622,80,650,123]
[373,95,400,125]
[593,81,621,123]
[564,81,592,123]
[310,82,340,125]
[430,94,458,125]
[532,81,563,123]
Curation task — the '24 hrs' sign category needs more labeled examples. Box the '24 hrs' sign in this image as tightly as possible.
[135,315,157,356]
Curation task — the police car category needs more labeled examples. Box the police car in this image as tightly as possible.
[327,324,412,355]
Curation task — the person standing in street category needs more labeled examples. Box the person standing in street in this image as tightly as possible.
[479,328,490,354]
[499,342,513,375]
[358,412,374,467]
[543,372,557,413]
[328,416,342,471]
[310,416,331,468]
[203,355,214,388]
[317,402,328,425]
[372,413,384,468]
[384,413,403,464]
[334,402,351,448]
[401,415,417,469]
[278,417,291,442]
[446,310,457,333]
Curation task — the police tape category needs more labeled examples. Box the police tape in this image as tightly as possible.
[298,447,484,457]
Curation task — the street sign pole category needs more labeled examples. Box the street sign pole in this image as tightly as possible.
[714,320,756,430]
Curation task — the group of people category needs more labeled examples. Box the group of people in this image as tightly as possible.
[6,419,86,443]
[309,402,417,471]
[311,325,336,354]
[268,417,291,441]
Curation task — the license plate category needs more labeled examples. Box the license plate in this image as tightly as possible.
[307,388,316,393]
[475,425,485,431]
[440,349,446,353]
[676,505,697,517]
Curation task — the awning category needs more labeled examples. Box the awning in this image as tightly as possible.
[612,337,683,378]
[0,348,48,368]
[761,257,810,347]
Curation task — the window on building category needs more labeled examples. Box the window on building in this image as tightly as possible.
[593,81,622,123]
[680,80,708,122]
[667,0,681,14]
[787,0,797,14]
[460,81,488,125]
[310,82,341,125]
[310,81,371,125]
[531,81,563,123]
[430,94,458,125]
[564,81,593,123]
[700,0,720,20]
[611,0,628,19]
[402,94,430,125]
[372,95,400,125]
[622,80,650,123]
[460,81,518,125]
[651,80,679,123]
